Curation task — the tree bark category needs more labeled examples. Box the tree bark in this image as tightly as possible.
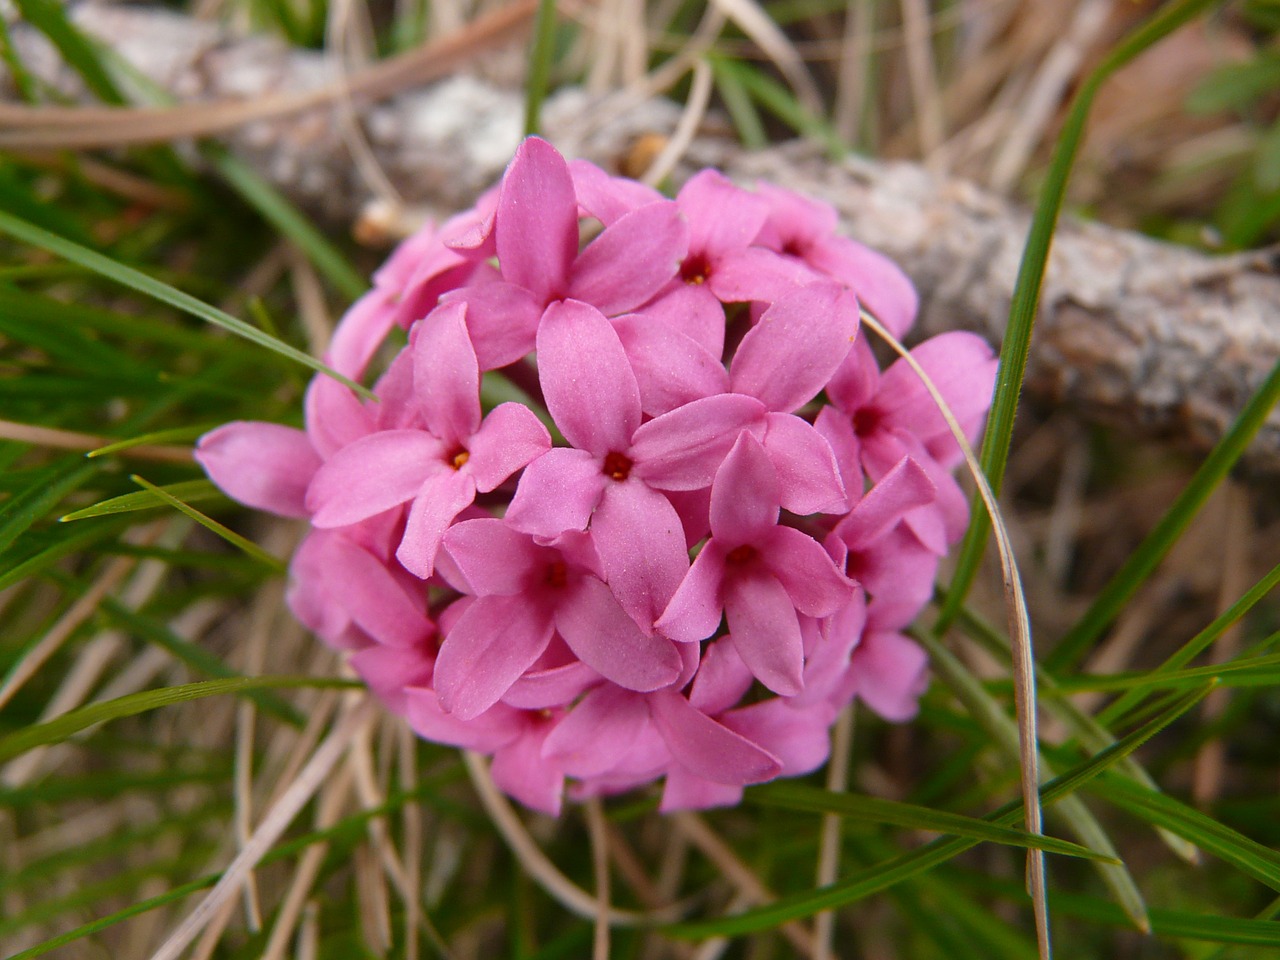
[5,1,1278,475]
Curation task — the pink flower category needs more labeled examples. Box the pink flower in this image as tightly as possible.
[657,432,855,695]
[197,135,995,815]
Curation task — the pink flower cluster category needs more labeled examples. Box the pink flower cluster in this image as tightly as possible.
[197,138,997,814]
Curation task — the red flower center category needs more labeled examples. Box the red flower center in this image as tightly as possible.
[680,252,711,285]
[544,561,568,589]
[853,408,881,438]
[449,447,471,470]
[602,451,633,482]
[725,544,758,566]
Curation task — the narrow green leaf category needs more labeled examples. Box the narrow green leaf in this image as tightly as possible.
[209,149,367,300]
[917,630,1152,930]
[1089,776,1280,892]
[1048,358,1280,670]
[523,0,560,137]
[0,676,358,764]
[1187,53,1280,114]
[12,0,125,103]
[748,782,1118,862]
[665,684,1211,939]
[59,480,219,522]
[0,517,134,593]
[939,0,1222,628]
[0,209,373,398]
[711,57,769,150]
[0,460,98,554]
[1254,117,1280,192]
[715,57,846,159]
[129,474,286,572]
[87,425,212,458]
[98,598,305,727]
[1101,558,1280,724]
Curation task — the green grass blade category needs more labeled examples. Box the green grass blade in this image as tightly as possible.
[1100,558,1280,724]
[0,517,134,592]
[97,598,305,727]
[0,460,98,554]
[0,676,358,764]
[129,474,286,572]
[12,0,124,103]
[938,0,1224,629]
[711,57,769,150]
[665,684,1211,939]
[87,425,212,458]
[713,56,846,159]
[209,149,367,300]
[916,631,1151,932]
[59,480,220,522]
[1089,776,1280,892]
[0,209,373,398]
[748,782,1118,862]
[1048,358,1280,670]
[523,0,559,136]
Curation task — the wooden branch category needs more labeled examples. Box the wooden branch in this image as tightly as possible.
[5,2,1278,475]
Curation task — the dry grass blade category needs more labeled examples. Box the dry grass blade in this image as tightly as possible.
[463,751,683,925]
[148,697,376,960]
[0,0,538,149]
[641,58,713,186]
[0,418,193,463]
[585,798,612,960]
[707,0,823,115]
[858,308,1050,959]
[814,706,855,960]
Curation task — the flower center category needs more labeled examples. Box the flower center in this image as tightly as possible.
[852,408,881,438]
[725,544,758,566]
[449,447,470,470]
[602,451,633,482]
[680,252,710,285]
[544,561,568,589]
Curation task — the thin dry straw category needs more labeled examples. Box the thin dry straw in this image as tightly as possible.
[148,697,376,960]
[858,307,1049,960]
[463,751,686,925]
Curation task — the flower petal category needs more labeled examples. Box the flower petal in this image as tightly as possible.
[724,570,805,696]
[709,432,779,546]
[405,688,522,752]
[307,430,443,528]
[440,282,543,371]
[611,314,729,417]
[654,541,726,644]
[849,631,929,721]
[412,300,481,445]
[555,576,683,691]
[760,412,847,515]
[631,394,766,491]
[434,594,556,720]
[396,469,477,578]
[466,402,551,492]
[839,455,936,548]
[591,481,689,629]
[542,686,648,777]
[496,136,577,303]
[678,170,768,258]
[303,376,374,460]
[536,299,641,456]
[569,157,664,225]
[688,637,754,715]
[660,768,744,811]
[349,643,434,716]
[635,282,726,358]
[196,422,319,518]
[723,700,832,776]
[570,201,687,315]
[320,534,433,647]
[502,659,600,709]
[729,280,859,413]
[762,525,855,618]
[441,518,544,596]
[491,720,565,815]
[648,689,781,785]
[807,235,918,338]
[707,246,816,304]
[505,447,604,539]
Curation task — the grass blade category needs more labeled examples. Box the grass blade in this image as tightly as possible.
[748,782,1117,862]
[0,676,357,764]
[665,684,1212,939]
[0,209,373,398]
[59,480,220,522]
[523,0,559,136]
[938,0,1224,628]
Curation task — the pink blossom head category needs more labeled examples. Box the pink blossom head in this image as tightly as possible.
[197,136,994,813]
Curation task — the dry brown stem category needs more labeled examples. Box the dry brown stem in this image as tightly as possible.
[4,2,1278,475]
